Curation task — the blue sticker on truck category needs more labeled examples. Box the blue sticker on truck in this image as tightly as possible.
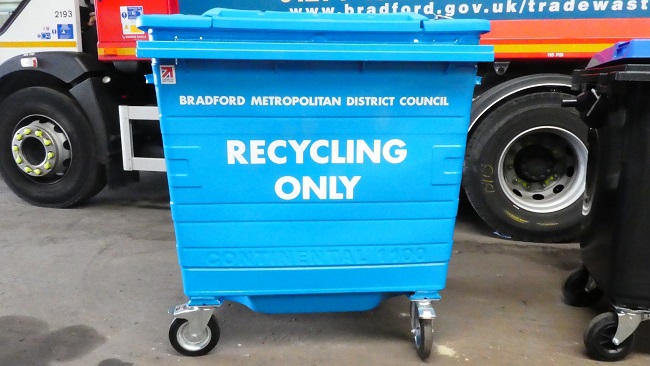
[121,6,145,35]
[122,5,143,21]
[57,24,73,39]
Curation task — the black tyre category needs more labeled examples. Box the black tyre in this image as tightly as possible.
[562,267,603,307]
[410,302,434,360]
[464,92,588,242]
[0,87,106,207]
[584,312,635,362]
[415,318,433,360]
[169,315,220,357]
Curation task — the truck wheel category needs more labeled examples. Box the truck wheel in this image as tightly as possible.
[0,87,106,207]
[463,92,587,242]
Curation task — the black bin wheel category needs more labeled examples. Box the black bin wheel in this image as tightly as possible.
[584,312,635,362]
[415,318,433,360]
[562,267,603,307]
[169,315,220,357]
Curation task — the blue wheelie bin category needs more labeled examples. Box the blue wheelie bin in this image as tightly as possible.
[136,9,492,359]
[563,39,650,362]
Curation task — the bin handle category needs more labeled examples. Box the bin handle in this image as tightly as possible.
[431,144,464,186]
[562,99,578,107]
[165,146,203,188]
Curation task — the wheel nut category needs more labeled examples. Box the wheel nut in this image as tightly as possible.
[47,152,55,159]
[35,130,43,137]
[15,157,22,164]
[43,139,52,146]
[24,128,31,135]
[44,162,52,170]
[15,133,22,141]
[33,169,42,175]
[24,167,32,173]
[12,145,18,152]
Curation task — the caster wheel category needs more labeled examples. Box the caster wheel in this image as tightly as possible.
[169,315,220,356]
[584,312,635,362]
[562,267,603,307]
[411,302,434,360]
[415,318,434,360]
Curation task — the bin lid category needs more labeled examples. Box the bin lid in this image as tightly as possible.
[205,8,429,32]
[587,39,650,68]
[136,8,493,63]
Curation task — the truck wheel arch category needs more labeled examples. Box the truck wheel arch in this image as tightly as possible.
[470,73,574,132]
[0,52,116,165]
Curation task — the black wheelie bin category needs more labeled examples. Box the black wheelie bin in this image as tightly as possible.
[563,39,650,362]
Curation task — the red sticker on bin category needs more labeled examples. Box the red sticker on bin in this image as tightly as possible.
[160,65,176,84]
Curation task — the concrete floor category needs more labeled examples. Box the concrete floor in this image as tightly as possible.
[0,173,648,366]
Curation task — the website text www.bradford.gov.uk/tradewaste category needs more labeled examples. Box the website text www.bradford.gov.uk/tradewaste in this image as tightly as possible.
[287,0,649,17]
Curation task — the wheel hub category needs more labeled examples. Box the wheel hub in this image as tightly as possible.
[177,322,211,352]
[514,145,555,182]
[11,118,71,180]
[413,322,424,347]
[498,126,587,214]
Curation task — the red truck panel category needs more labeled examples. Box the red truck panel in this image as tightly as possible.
[485,18,650,59]
[95,0,179,61]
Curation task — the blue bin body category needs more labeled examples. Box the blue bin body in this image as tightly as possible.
[137,9,493,314]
